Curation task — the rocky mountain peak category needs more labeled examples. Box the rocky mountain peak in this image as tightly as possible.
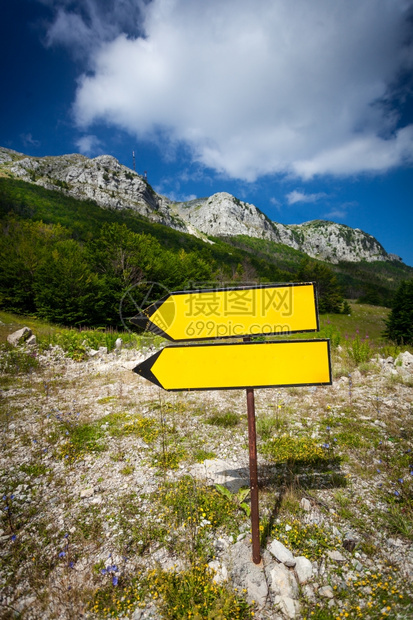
[0,146,402,264]
[174,192,283,242]
[287,220,396,264]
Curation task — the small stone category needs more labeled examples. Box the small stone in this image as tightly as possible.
[277,595,300,619]
[26,334,37,346]
[343,532,358,552]
[269,539,295,566]
[319,585,334,599]
[327,550,346,563]
[300,498,311,512]
[352,559,364,571]
[115,338,123,350]
[284,558,296,568]
[80,488,94,498]
[295,556,313,584]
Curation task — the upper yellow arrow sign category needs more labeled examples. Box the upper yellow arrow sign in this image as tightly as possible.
[130,282,318,341]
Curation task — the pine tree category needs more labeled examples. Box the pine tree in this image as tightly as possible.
[296,259,343,313]
[384,280,413,345]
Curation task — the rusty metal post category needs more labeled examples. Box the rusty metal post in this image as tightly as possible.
[243,335,261,564]
[247,388,261,564]
[246,386,261,564]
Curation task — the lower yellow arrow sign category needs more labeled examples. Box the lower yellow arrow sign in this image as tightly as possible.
[133,339,331,391]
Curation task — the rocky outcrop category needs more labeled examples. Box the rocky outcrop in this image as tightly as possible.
[287,220,392,264]
[7,150,186,231]
[173,192,285,242]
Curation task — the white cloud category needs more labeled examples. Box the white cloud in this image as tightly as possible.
[20,133,40,147]
[75,134,103,155]
[286,191,328,205]
[324,208,347,219]
[65,0,413,181]
[41,0,145,60]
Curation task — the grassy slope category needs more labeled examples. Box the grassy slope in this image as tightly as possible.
[0,302,391,346]
[0,178,288,283]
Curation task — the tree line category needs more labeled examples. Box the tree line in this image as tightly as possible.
[0,178,346,328]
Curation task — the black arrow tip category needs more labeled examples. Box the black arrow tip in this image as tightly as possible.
[132,349,164,389]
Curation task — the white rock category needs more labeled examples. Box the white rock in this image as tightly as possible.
[26,334,37,346]
[269,539,296,566]
[208,560,228,584]
[227,540,268,608]
[319,585,334,598]
[7,327,31,346]
[295,556,313,584]
[395,351,413,371]
[80,488,94,498]
[274,595,300,619]
[300,498,311,512]
[268,563,298,599]
[189,458,249,493]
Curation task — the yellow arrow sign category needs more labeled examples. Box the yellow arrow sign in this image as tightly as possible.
[133,339,331,391]
[130,282,318,341]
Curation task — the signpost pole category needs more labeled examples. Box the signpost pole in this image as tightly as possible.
[244,336,261,565]
[246,386,261,564]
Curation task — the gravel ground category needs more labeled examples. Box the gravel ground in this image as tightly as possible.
[1,343,413,619]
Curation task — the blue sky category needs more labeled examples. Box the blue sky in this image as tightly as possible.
[1,0,413,265]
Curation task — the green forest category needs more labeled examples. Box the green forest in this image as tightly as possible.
[0,177,411,328]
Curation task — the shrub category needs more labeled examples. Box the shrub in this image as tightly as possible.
[346,332,372,364]
[0,343,40,374]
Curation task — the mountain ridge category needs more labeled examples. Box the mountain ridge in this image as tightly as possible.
[0,147,403,265]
